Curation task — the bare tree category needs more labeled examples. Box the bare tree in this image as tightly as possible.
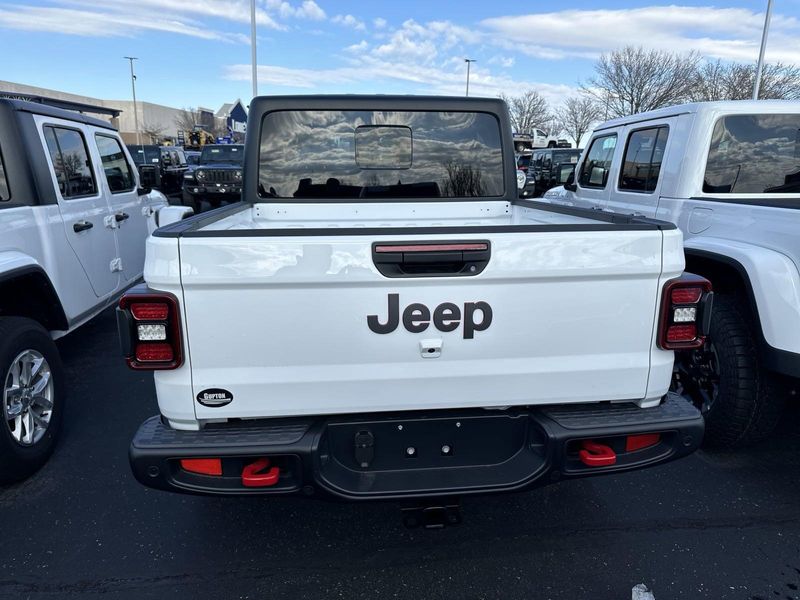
[583,46,701,118]
[443,162,484,197]
[555,96,600,147]
[141,122,165,144]
[499,90,551,134]
[691,60,800,101]
[174,107,202,133]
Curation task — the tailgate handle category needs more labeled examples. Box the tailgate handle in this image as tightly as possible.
[372,241,490,278]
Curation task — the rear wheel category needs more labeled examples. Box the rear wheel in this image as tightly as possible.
[672,294,784,447]
[0,317,64,483]
[547,141,556,148]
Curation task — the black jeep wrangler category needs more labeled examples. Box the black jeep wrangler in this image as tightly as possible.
[181,144,243,212]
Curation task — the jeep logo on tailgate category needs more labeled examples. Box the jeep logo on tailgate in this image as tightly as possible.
[367,294,492,339]
[197,388,234,407]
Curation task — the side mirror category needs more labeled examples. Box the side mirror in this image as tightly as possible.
[564,170,577,192]
[137,186,152,196]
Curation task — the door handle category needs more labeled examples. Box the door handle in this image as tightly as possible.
[114,212,130,222]
[73,220,93,233]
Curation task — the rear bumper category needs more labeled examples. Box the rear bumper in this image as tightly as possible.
[130,393,703,500]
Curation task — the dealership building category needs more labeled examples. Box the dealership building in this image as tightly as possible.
[0,80,247,144]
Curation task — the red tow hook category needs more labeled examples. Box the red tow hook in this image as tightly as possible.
[579,440,617,467]
[241,458,280,487]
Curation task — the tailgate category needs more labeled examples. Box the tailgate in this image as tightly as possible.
[179,230,665,419]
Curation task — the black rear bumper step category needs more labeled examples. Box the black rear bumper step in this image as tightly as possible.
[130,393,703,500]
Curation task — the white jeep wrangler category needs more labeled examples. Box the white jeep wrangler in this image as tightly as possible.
[0,99,191,482]
[544,100,800,447]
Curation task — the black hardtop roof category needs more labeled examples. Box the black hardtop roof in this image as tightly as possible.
[249,94,507,115]
[0,98,117,130]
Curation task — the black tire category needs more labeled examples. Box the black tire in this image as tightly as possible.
[547,141,556,148]
[674,294,784,448]
[0,317,64,484]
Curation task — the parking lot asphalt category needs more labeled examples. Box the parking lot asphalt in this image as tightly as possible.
[1,307,799,600]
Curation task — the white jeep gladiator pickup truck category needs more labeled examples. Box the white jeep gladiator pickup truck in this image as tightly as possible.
[120,96,710,501]
[543,100,799,447]
[0,99,191,483]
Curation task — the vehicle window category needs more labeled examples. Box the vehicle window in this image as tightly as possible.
[536,129,546,137]
[128,146,161,165]
[518,155,532,169]
[0,147,10,202]
[176,150,186,166]
[543,153,552,169]
[95,135,135,193]
[161,150,172,166]
[619,127,669,193]
[200,145,244,164]
[704,114,800,194]
[578,134,617,189]
[186,154,199,166]
[43,126,97,198]
[259,110,504,199]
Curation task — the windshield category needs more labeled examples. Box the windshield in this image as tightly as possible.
[704,114,800,194]
[200,145,244,164]
[258,110,504,199]
[127,145,160,165]
[552,150,581,163]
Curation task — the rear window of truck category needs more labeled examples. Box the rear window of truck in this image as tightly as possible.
[704,114,800,194]
[258,110,504,199]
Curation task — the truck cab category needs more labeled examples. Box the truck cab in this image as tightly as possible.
[543,100,800,447]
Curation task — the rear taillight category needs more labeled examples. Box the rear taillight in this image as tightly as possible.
[118,290,183,370]
[657,274,713,350]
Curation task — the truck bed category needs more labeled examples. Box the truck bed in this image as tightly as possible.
[157,199,664,236]
[146,199,680,426]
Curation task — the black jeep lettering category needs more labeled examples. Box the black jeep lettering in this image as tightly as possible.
[463,301,493,339]
[368,295,492,338]
[367,293,400,334]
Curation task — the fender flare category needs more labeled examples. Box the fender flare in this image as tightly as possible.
[684,238,800,377]
[0,254,69,331]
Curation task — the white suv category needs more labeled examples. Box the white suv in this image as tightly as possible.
[0,99,190,482]
[543,100,800,447]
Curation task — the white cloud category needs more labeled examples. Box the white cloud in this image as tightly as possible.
[345,40,369,53]
[0,5,241,40]
[0,0,331,39]
[373,17,387,29]
[481,6,800,63]
[264,0,325,21]
[488,55,515,68]
[296,0,325,20]
[224,58,575,104]
[332,14,366,31]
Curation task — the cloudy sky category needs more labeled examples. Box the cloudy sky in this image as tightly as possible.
[0,0,798,109]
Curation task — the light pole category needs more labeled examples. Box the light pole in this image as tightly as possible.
[124,57,141,146]
[464,58,476,97]
[250,0,258,99]
[753,0,774,100]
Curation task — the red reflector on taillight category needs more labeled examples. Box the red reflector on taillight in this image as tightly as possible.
[625,433,661,452]
[666,324,697,343]
[130,302,169,320]
[671,287,703,304]
[181,458,222,476]
[135,342,174,362]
